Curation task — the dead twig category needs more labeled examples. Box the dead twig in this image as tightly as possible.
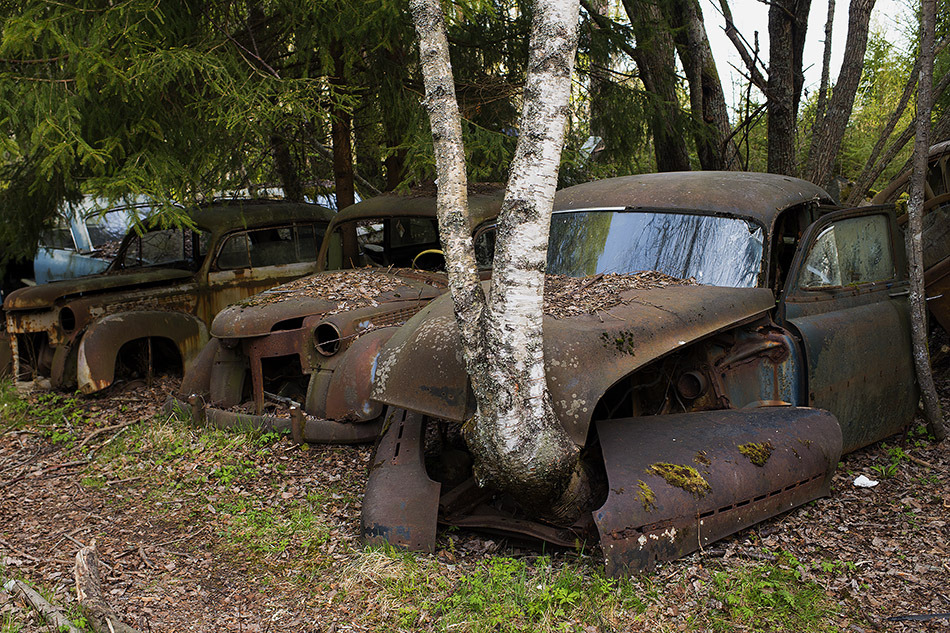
[74,540,141,633]
[0,538,40,562]
[2,578,82,633]
[75,421,140,452]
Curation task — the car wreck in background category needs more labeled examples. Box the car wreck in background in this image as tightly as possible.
[3,199,336,393]
[871,140,950,330]
[175,188,501,443]
[363,172,918,576]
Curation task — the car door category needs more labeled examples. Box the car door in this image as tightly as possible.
[204,222,325,318]
[777,206,917,453]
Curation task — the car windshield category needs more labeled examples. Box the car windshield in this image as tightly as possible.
[548,209,765,288]
[115,227,209,270]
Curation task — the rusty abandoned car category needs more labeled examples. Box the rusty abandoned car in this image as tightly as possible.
[175,188,501,443]
[363,171,918,576]
[3,199,336,393]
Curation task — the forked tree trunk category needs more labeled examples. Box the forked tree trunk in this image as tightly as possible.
[410,0,586,518]
[767,0,811,175]
[804,0,876,188]
[621,0,692,172]
[666,0,737,170]
[906,0,947,441]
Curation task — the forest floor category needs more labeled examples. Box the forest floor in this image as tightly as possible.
[0,366,947,632]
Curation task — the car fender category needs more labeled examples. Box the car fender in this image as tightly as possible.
[311,327,397,422]
[77,311,209,394]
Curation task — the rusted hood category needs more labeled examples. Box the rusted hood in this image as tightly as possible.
[210,269,448,338]
[374,284,776,445]
[3,269,193,311]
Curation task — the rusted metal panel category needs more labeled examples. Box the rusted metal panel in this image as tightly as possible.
[323,328,394,422]
[76,311,209,394]
[362,408,440,552]
[925,255,950,331]
[0,328,11,377]
[784,297,916,453]
[374,284,777,445]
[552,172,833,229]
[594,408,842,576]
[3,269,194,311]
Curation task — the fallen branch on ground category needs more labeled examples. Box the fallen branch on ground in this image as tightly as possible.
[74,540,141,633]
[2,578,82,633]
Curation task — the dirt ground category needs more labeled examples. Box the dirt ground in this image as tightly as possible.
[0,370,948,632]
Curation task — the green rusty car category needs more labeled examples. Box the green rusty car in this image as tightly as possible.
[3,199,336,393]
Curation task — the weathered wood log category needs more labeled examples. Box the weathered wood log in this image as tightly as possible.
[3,578,82,633]
[74,540,141,633]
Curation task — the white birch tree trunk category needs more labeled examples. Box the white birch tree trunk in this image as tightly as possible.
[906,0,947,441]
[410,0,586,519]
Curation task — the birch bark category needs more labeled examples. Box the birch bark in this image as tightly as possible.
[410,0,586,515]
[906,0,947,440]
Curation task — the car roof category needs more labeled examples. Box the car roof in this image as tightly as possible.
[188,200,337,234]
[326,186,504,231]
[553,172,834,227]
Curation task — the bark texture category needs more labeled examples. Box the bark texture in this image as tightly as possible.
[410,0,585,519]
[804,0,875,188]
[767,0,811,175]
[666,0,737,170]
[813,0,835,129]
[906,0,947,441]
[74,541,141,633]
[622,0,692,172]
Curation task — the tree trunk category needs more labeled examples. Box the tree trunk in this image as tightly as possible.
[410,0,585,519]
[812,0,835,129]
[271,133,303,201]
[74,541,141,633]
[804,0,876,188]
[906,0,947,441]
[621,0,692,172]
[767,0,811,175]
[665,0,737,170]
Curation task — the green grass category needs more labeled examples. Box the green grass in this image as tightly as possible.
[704,559,841,632]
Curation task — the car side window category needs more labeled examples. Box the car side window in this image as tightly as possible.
[215,223,323,270]
[798,214,894,289]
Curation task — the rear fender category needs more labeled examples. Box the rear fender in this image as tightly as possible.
[594,407,842,576]
[77,311,209,394]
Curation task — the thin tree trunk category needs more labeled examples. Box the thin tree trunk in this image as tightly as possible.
[621,0,692,172]
[718,0,769,92]
[804,0,875,188]
[271,133,303,201]
[846,38,948,205]
[410,0,585,517]
[850,66,950,200]
[812,0,835,136]
[906,0,947,440]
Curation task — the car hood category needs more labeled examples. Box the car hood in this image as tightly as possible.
[210,268,448,338]
[3,268,193,311]
[373,283,776,445]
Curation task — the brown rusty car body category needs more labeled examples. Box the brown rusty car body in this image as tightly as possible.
[363,171,918,576]
[175,189,501,443]
[3,200,336,393]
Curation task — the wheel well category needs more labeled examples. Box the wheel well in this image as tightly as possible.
[115,337,183,379]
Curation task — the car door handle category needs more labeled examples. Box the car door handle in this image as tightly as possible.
[888,288,910,297]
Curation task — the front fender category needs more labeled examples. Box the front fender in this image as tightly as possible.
[77,311,209,394]
[309,327,396,421]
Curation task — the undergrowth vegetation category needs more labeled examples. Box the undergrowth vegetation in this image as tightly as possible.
[0,383,871,632]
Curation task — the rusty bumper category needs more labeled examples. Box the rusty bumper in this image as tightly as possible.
[165,395,383,444]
